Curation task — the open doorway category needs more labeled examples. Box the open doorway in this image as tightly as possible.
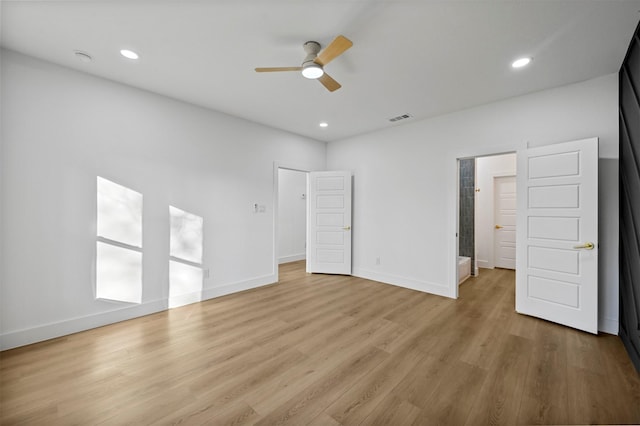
[274,167,353,280]
[457,152,516,286]
[276,168,308,271]
[454,139,599,333]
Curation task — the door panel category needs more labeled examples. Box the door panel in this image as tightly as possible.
[307,171,352,275]
[529,185,579,208]
[516,138,598,334]
[528,151,580,178]
[528,246,579,274]
[528,276,579,308]
[528,216,579,240]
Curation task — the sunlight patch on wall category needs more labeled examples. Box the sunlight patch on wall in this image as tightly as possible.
[96,177,143,304]
[169,206,203,263]
[97,177,142,247]
[169,206,204,308]
[169,261,204,308]
[96,242,142,303]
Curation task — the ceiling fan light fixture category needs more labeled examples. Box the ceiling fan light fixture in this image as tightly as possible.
[301,62,324,79]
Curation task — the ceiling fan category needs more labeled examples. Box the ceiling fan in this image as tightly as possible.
[255,35,353,92]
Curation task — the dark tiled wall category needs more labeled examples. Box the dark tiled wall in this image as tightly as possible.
[459,158,475,274]
[620,21,640,373]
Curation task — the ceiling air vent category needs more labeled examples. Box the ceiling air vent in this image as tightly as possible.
[388,113,412,122]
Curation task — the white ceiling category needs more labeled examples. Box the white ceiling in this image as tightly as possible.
[2,1,639,142]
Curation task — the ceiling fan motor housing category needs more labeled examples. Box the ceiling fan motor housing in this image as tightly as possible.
[303,41,321,55]
[301,41,323,79]
[302,42,321,65]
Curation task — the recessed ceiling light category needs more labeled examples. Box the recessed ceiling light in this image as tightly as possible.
[120,49,139,60]
[512,57,532,68]
[319,122,328,128]
[74,50,92,63]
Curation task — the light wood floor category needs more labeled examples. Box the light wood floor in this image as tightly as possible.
[2,261,639,425]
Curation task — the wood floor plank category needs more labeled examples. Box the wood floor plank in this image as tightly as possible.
[307,412,342,426]
[465,334,532,425]
[411,360,487,425]
[516,321,570,425]
[565,333,640,424]
[359,396,423,426]
[566,365,622,425]
[159,400,260,426]
[245,317,398,415]
[384,291,450,329]
[378,297,455,355]
[159,349,306,425]
[458,316,510,370]
[1,263,639,425]
[252,346,389,426]
[599,334,640,421]
[325,340,426,425]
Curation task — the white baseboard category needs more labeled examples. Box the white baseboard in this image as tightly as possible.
[352,267,454,299]
[477,259,492,269]
[0,300,167,351]
[202,273,276,300]
[170,273,277,308]
[278,254,306,264]
[598,315,618,335]
[0,273,277,351]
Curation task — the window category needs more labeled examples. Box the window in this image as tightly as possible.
[169,206,204,308]
[96,177,143,303]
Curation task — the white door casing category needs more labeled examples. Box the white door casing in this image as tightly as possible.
[516,138,598,334]
[494,175,516,269]
[306,171,352,275]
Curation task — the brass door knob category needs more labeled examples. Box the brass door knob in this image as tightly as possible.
[495,225,503,229]
[573,242,594,250]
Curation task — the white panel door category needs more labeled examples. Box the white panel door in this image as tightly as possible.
[494,175,516,269]
[306,171,352,275]
[516,138,598,334]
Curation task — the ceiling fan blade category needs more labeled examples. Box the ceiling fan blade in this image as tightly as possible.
[318,73,341,92]
[255,67,302,72]
[315,35,353,66]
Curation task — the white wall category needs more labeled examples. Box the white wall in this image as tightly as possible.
[475,153,517,270]
[278,168,307,264]
[0,49,327,349]
[327,74,619,334]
